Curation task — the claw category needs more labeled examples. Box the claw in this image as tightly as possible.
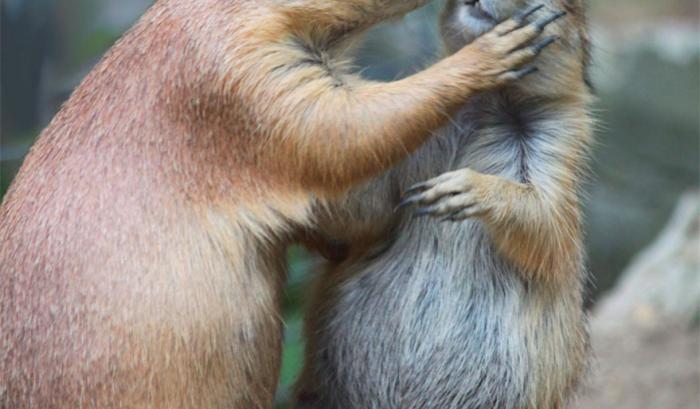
[499,66,538,82]
[441,204,481,222]
[536,11,567,32]
[532,35,558,54]
[395,196,421,212]
[414,206,438,218]
[403,181,432,196]
[512,66,538,80]
[440,212,461,223]
[513,4,545,25]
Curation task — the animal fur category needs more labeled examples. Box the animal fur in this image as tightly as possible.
[0,0,557,408]
[295,1,594,408]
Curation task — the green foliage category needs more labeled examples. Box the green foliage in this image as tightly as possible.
[0,169,11,198]
[76,28,120,64]
[277,246,314,404]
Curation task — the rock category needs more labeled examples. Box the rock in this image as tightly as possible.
[575,192,700,409]
[583,23,700,300]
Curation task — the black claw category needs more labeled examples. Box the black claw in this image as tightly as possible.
[395,196,420,212]
[513,4,545,25]
[512,66,539,80]
[414,206,437,218]
[536,11,567,31]
[440,211,462,223]
[403,182,431,196]
[532,35,558,54]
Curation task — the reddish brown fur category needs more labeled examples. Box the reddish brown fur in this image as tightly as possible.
[0,0,553,407]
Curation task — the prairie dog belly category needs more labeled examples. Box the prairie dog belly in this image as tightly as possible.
[296,96,588,409]
[313,220,533,409]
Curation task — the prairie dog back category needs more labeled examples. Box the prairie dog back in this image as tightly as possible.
[295,1,594,408]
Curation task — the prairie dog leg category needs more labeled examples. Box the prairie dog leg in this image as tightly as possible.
[399,167,581,282]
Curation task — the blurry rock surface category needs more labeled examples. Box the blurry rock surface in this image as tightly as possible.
[575,192,700,409]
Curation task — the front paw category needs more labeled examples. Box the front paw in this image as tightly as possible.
[465,5,566,87]
[397,169,491,221]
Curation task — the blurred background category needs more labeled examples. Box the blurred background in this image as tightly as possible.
[1,1,698,408]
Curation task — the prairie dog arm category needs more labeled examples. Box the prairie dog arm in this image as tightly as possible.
[235,6,562,193]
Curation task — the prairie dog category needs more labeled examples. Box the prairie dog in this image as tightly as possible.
[0,0,560,408]
[295,1,593,408]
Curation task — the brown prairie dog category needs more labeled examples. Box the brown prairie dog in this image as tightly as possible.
[295,1,594,408]
[0,0,558,408]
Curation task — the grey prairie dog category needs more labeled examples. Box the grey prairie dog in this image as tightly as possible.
[295,1,594,408]
[0,0,560,408]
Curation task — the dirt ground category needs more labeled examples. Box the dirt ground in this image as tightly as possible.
[575,321,699,409]
[575,193,700,409]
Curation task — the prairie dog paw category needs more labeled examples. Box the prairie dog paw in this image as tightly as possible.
[397,169,491,221]
[463,5,566,87]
